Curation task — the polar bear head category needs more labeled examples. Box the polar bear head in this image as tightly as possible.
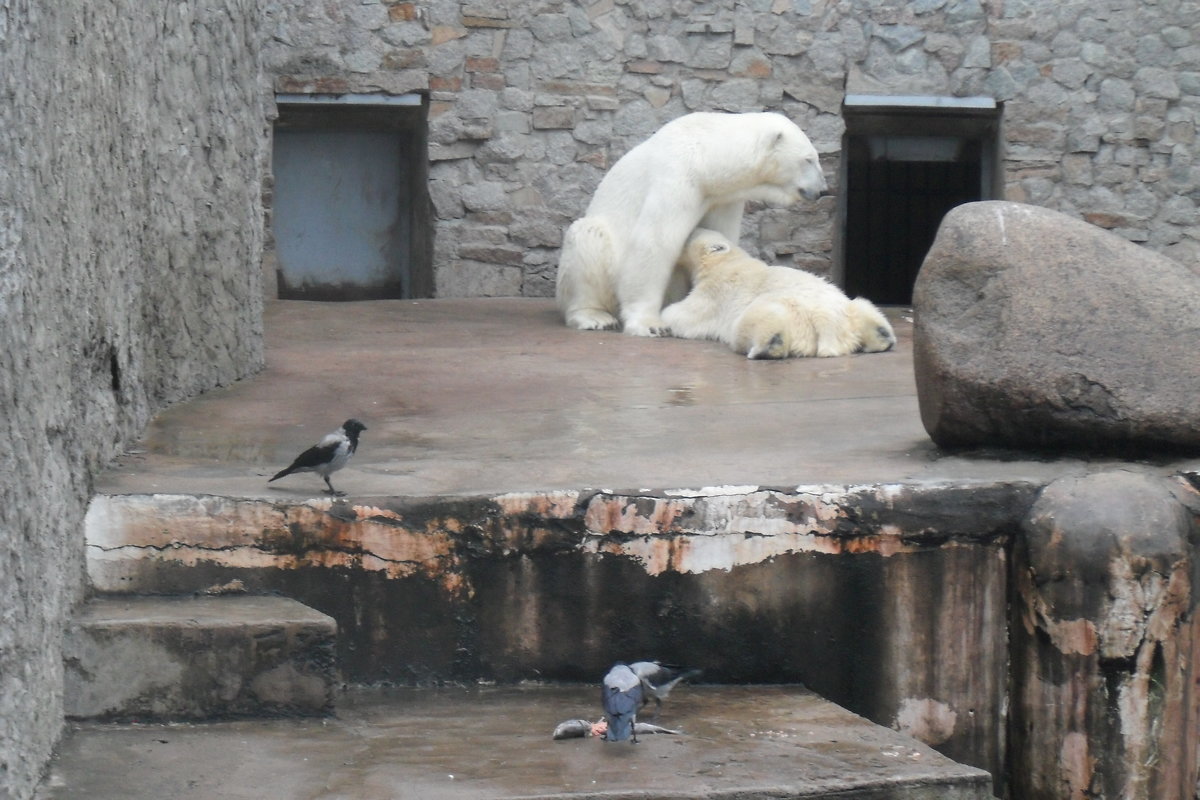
[750,115,828,205]
[847,297,897,353]
[679,228,739,279]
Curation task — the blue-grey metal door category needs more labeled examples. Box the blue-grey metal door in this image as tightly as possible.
[273,129,409,300]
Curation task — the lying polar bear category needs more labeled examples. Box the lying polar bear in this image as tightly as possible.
[662,228,897,359]
[555,111,828,337]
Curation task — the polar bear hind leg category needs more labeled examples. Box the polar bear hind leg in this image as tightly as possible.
[735,297,795,359]
[847,297,896,353]
[809,305,860,358]
[556,218,621,330]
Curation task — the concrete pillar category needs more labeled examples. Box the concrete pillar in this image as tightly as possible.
[1009,470,1199,799]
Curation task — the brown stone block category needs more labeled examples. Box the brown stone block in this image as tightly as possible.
[471,73,506,91]
[1081,211,1130,229]
[628,60,664,74]
[465,57,500,73]
[274,75,350,94]
[430,25,467,45]
[429,75,463,92]
[387,3,418,22]
[462,16,514,29]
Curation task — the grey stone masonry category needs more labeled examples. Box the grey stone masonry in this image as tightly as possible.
[262,0,1200,298]
[1,3,267,798]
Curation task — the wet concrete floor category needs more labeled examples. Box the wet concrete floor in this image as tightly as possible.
[37,686,992,799]
[96,298,1188,500]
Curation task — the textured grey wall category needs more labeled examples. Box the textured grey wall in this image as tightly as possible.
[0,3,266,797]
[263,0,1200,297]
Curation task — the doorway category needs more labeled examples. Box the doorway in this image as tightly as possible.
[840,96,1002,305]
[272,94,433,300]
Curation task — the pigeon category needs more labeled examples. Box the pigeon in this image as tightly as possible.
[629,661,701,719]
[269,419,367,496]
[600,663,644,743]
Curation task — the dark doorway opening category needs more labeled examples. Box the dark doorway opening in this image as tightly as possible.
[840,96,1002,305]
[272,95,433,301]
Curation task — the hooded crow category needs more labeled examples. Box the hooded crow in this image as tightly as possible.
[601,663,644,743]
[629,661,701,719]
[269,419,366,496]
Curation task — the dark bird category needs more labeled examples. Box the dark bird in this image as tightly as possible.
[629,661,701,719]
[600,663,644,743]
[269,419,367,496]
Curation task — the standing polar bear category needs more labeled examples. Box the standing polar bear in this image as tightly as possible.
[662,228,897,359]
[555,111,828,337]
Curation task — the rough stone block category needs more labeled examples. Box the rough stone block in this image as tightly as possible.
[913,201,1200,455]
[64,596,337,720]
[1011,471,1199,799]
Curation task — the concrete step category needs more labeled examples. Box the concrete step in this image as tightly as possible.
[63,595,337,720]
[39,685,995,799]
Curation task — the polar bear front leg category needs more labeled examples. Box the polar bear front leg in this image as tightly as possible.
[661,289,721,341]
[556,218,621,330]
[617,214,698,337]
[698,201,746,242]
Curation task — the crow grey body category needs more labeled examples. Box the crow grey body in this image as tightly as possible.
[629,661,701,718]
[601,663,644,743]
[269,419,366,495]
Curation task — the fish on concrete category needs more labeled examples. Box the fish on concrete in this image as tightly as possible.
[551,718,682,740]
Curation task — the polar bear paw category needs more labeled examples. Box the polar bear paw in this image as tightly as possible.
[567,308,622,331]
[746,332,788,359]
[623,319,672,338]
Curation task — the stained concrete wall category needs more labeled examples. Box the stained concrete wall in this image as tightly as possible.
[261,0,1200,297]
[0,3,266,797]
[85,482,1035,788]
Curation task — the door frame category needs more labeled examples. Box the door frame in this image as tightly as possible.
[836,95,1003,304]
[270,93,433,301]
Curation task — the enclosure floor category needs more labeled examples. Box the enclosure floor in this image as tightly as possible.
[96,298,1181,500]
[37,686,992,800]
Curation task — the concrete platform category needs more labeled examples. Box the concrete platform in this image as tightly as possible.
[95,298,1190,500]
[37,685,994,799]
[63,596,337,720]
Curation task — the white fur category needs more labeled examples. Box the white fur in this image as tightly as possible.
[662,229,897,359]
[555,112,827,337]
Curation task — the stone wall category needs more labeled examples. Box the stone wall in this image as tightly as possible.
[0,4,266,798]
[262,0,1200,297]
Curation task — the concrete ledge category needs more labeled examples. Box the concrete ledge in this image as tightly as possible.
[40,686,995,799]
[63,595,337,720]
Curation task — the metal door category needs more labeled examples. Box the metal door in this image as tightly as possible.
[273,128,409,300]
[844,137,982,305]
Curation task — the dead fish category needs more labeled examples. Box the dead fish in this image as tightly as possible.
[552,719,599,740]
[552,717,682,740]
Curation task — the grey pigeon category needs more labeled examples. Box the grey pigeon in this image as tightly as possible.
[629,661,701,719]
[269,419,367,496]
[601,663,644,743]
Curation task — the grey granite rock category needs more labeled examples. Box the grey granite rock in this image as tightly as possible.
[913,200,1200,454]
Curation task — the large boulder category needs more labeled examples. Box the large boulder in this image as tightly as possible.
[913,201,1200,454]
